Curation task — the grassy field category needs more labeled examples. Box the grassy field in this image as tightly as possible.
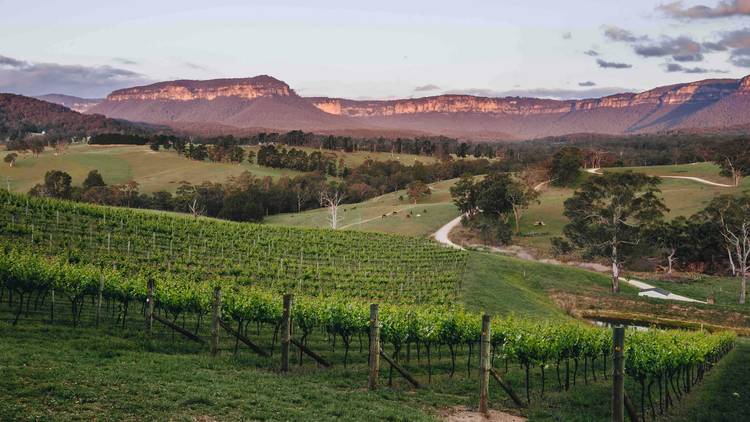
[0,144,305,193]
[245,144,441,167]
[266,178,460,237]
[518,166,750,254]
[607,162,735,185]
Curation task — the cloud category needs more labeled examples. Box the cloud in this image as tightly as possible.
[562,31,572,40]
[710,27,750,49]
[445,86,633,100]
[183,61,207,71]
[578,81,596,87]
[702,28,750,66]
[596,58,633,69]
[658,0,750,19]
[584,49,600,57]
[633,35,704,62]
[414,84,440,92]
[730,47,750,66]
[113,57,138,65]
[0,54,151,97]
[602,26,647,43]
[663,63,728,73]
[0,55,27,67]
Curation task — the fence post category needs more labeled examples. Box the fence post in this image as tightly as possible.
[479,314,491,414]
[281,294,293,371]
[368,303,380,390]
[96,275,104,328]
[211,286,221,357]
[612,326,625,422]
[50,288,55,324]
[145,278,154,335]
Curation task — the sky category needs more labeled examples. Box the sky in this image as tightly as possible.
[1,0,749,99]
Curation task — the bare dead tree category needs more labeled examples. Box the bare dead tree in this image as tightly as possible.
[185,185,205,218]
[719,219,749,304]
[319,188,345,230]
[713,196,750,304]
[188,197,204,218]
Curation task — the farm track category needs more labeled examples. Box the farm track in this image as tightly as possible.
[585,167,735,188]
[431,177,705,303]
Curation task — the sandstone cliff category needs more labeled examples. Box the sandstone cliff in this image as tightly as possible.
[88,74,750,139]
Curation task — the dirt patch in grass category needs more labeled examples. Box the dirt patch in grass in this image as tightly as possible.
[441,406,526,422]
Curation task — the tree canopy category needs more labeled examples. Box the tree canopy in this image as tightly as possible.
[562,172,667,292]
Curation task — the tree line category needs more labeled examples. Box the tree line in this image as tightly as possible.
[25,155,501,223]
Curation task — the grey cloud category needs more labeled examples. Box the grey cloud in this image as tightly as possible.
[712,27,750,49]
[0,54,151,97]
[584,49,600,56]
[659,0,750,19]
[0,55,28,68]
[702,28,750,66]
[730,48,750,67]
[562,32,572,40]
[414,84,440,92]
[633,36,704,62]
[597,58,633,69]
[113,57,138,65]
[183,61,207,70]
[703,41,728,52]
[445,86,633,100]
[663,63,728,73]
[603,26,647,43]
[578,81,596,87]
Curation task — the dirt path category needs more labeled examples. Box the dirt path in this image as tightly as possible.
[441,406,526,422]
[432,214,465,250]
[585,168,734,187]
[432,180,549,250]
[431,174,705,303]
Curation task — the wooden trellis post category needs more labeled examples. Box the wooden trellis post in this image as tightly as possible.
[211,286,222,357]
[368,304,380,390]
[281,294,293,371]
[96,275,104,328]
[612,326,625,422]
[479,314,491,414]
[145,279,154,335]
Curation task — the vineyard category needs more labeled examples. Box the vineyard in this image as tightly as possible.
[0,191,739,420]
[0,191,466,305]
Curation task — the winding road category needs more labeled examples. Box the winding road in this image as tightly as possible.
[585,168,734,188]
[431,174,708,303]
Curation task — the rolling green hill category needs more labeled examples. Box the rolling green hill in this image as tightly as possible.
[266,177,461,237]
[0,144,303,193]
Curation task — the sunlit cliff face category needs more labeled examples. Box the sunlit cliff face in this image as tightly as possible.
[740,75,750,92]
[310,79,746,117]
[107,77,293,101]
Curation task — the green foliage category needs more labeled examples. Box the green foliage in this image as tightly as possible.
[549,147,582,187]
[712,138,750,186]
[0,190,466,305]
[562,172,667,291]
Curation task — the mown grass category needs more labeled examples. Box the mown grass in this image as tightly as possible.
[606,162,734,185]
[659,339,750,422]
[2,313,744,421]
[0,145,304,193]
[646,275,749,312]
[266,178,460,237]
[519,172,749,255]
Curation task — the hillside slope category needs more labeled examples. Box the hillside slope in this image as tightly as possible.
[0,94,133,138]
